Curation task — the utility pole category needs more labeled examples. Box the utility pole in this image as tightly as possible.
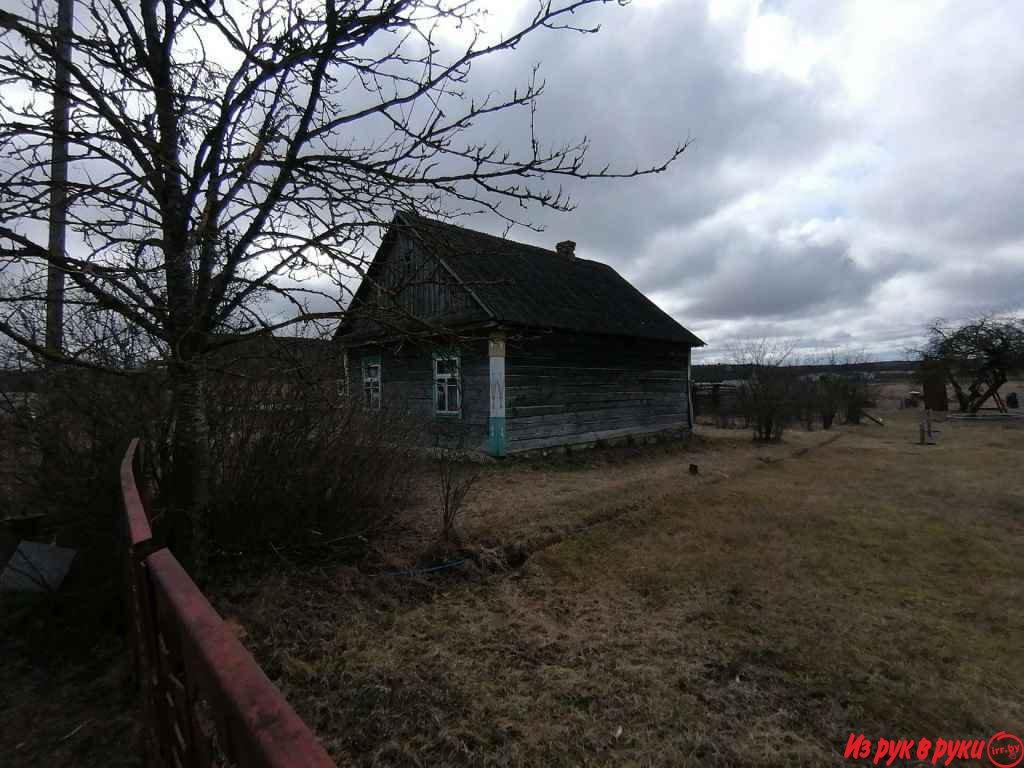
[45,0,74,359]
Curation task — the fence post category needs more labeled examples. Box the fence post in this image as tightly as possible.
[119,439,337,768]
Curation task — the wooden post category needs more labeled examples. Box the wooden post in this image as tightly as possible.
[920,408,936,445]
[487,333,506,457]
[686,348,694,429]
[46,0,75,358]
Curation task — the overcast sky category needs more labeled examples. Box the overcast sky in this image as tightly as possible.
[434,0,1024,361]
[5,0,1019,362]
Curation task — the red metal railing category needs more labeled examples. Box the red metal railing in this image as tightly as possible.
[120,439,336,768]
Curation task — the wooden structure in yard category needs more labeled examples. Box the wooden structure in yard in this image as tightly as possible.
[120,439,335,768]
[691,381,741,420]
[336,212,705,456]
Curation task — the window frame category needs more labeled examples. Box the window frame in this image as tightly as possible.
[362,355,382,410]
[432,351,462,416]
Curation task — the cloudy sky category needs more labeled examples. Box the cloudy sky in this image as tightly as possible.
[4,0,1019,362]
[436,0,1024,360]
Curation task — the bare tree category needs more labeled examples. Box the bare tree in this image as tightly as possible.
[922,316,1024,413]
[0,0,687,563]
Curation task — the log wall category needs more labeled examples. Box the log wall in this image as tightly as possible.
[504,331,691,452]
[346,339,491,450]
[346,331,693,454]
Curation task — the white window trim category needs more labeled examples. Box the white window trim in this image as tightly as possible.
[433,353,461,416]
[362,355,382,410]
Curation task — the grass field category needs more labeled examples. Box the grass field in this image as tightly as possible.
[2,396,1020,767]
[213,406,1024,766]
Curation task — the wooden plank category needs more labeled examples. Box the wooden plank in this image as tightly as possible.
[508,413,688,443]
[507,422,688,453]
[121,438,153,548]
[500,330,691,451]
[147,549,335,768]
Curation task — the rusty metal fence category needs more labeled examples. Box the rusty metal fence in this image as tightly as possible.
[120,438,336,768]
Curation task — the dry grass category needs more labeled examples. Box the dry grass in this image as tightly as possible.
[0,593,141,767]
[213,404,1024,767]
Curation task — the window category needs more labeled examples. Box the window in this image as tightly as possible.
[362,356,381,410]
[433,354,461,415]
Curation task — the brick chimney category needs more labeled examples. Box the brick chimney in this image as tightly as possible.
[555,240,576,258]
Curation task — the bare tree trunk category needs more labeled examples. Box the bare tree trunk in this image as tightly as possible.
[45,0,74,357]
[946,372,969,412]
[168,350,211,576]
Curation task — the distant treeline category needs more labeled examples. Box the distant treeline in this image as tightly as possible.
[692,360,919,383]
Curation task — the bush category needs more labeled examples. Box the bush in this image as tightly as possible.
[730,340,798,441]
[793,377,819,431]
[0,366,170,638]
[204,373,424,554]
[817,374,845,430]
[841,377,874,425]
[2,348,427,584]
[432,426,482,543]
[739,365,797,441]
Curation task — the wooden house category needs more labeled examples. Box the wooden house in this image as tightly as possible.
[335,212,704,456]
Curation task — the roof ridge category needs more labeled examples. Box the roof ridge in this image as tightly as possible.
[400,211,616,268]
[377,210,704,346]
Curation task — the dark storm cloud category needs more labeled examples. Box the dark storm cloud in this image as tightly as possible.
[441,0,1024,357]
[678,239,880,320]
[460,0,843,259]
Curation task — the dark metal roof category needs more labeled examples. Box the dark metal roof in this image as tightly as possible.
[381,212,704,346]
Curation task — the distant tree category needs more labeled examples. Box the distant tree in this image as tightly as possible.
[805,348,873,428]
[840,374,872,425]
[922,316,1024,413]
[0,0,687,565]
[816,374,843,429]
[792,375,817,431]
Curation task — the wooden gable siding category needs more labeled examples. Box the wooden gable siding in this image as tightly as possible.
[504,332,690,452]
[352,236,485,332]
[346,339,491,449]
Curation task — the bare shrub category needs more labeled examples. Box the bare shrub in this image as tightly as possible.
[816,374,845,429]
[807,349,876,428]
[433,427,482,543]
[792,377,819,431]
[732,340,797,442]
[0,365,170,618]
[204,370,424,555]
[2,351,425,590]
[840,376,874,425]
